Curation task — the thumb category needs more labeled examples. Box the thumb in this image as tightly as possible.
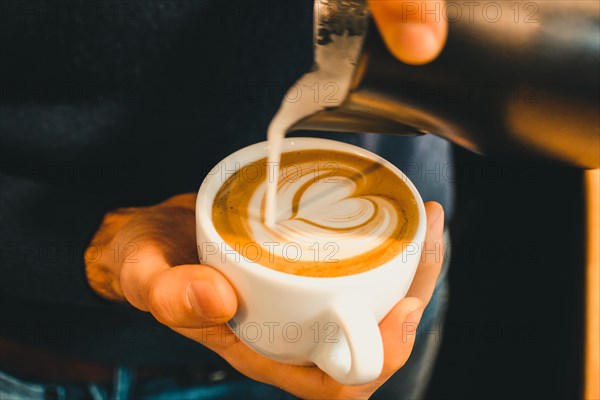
[369,0,448,65]
[120,244,237,328]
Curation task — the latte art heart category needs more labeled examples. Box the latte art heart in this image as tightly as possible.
[212,150,419,277]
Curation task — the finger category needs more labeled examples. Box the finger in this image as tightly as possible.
[177,298,427,399]
[146,264,238,328]
[174,324,340,398]
[160,193,197,209]
[119,243,172,310]
[406,201,445,305]
[378,296,425,376]
[369,0,448,65]
[119,242,237,327]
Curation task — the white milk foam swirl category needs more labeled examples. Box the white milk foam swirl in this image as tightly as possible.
[250,163,399,261]
[265,25,364,226]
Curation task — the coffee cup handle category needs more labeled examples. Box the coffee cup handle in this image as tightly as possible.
[309,299,384,385]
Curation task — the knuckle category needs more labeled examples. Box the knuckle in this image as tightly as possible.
[146,279,178,326]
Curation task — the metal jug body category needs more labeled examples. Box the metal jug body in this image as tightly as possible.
[290,1,599,168]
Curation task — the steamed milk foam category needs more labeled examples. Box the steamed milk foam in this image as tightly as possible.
[212,149,419,277]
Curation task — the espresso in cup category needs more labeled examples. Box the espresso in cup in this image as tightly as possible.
[212,149,419,277]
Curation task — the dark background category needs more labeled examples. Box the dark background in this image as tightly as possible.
[0,1,587,397]
[426,146,585,399]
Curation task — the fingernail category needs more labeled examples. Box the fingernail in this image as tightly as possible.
[187,280,226,320]
[394,24,438,65]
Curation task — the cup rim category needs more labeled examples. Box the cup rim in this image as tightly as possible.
[196,137,427,285]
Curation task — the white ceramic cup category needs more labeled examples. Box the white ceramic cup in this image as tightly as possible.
[196,137,426,385]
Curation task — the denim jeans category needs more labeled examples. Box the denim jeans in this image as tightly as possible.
[0,232,450,400]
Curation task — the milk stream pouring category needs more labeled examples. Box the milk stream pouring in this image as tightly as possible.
[265,0,600,224]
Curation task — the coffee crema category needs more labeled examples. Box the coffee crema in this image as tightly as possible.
[212,150,419,277]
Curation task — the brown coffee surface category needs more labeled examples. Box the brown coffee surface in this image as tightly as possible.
[212,150,419,277]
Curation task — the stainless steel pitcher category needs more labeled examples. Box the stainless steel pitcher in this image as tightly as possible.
[287,0,600,168]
